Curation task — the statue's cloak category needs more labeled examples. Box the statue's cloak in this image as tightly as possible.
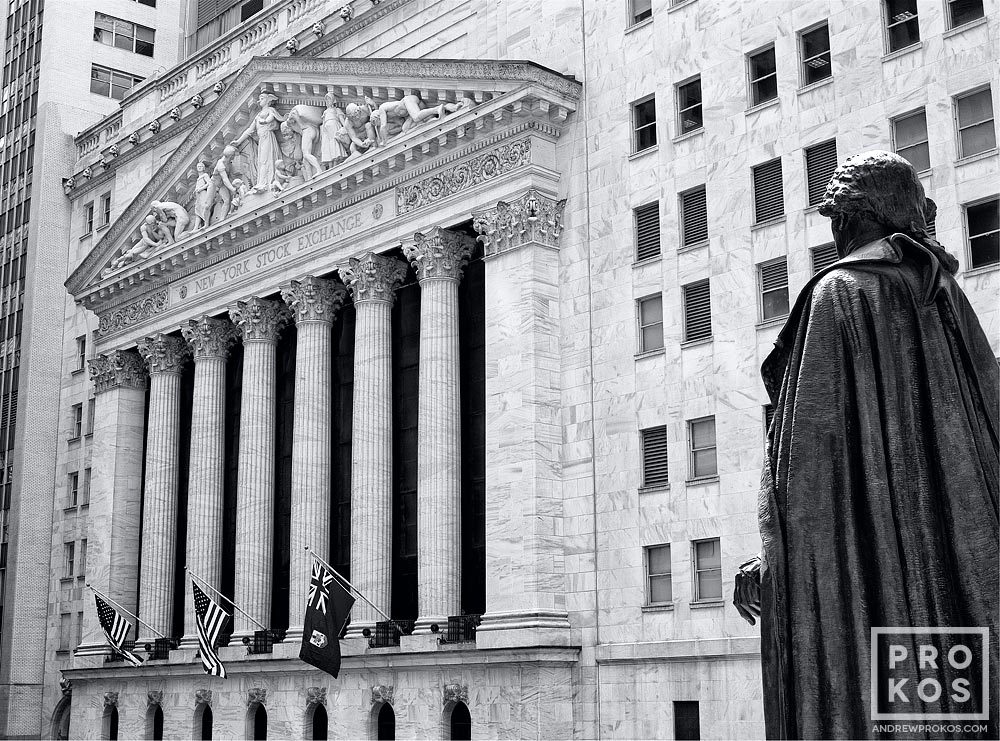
[759,235,999,739]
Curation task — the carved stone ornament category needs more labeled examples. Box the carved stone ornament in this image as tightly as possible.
[128,132,141,146]
[371,685,393,705]
[312,21,325,36]
[281,276,347,324]
[59,675,72,697]
[191,93,204,109]
[98,290,169,337]
[286,37,299,53]
[472,189,566,256]
[148,690,163,706]
[89,350,148,394]
[62,177,74,195]
[371,0,382,4]
[229,297,291,342]
[181,316,239,359]
[339,5,354,21]
[443,684,469,705]
[148,120,161,135]
[169,107,182,121]
[403,227,473,282]
[340,252,407,304]
[107,144,120,158]
[248,688,268,706]
[212,81,225,94]
[306,687,327,707]
[103,692,119,708]
[82,167,93,180]
[195,689,213,706]
[137,334,191,375]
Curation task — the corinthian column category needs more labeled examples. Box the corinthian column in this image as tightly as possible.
[228,298,290,638]
[179,316,238,646]
[76,350,148,655]
[136,335,190,644]
[402,227,473,634]
[281,276,346,638]
[340,253,407,635]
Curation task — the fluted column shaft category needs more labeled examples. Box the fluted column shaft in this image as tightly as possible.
[180,317,237,645]
[229,298,290,636]
[341,254,407,633]
[136,336,189,643]
[403,228,472,633]
[281,277,346,637]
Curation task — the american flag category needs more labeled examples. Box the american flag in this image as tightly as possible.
[192,579,230,678]
[94,594,143,667]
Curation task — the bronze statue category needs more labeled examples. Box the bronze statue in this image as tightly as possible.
[735,151,998,739]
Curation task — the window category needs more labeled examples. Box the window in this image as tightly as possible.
[63,542,75,577]
[811,242,839,273]
[637,295,664,352]
[83,202,94,235]
[90,64,144,101]
[71,404,83,439]
[676,77,703,134]
[674,701,701,741]
[682,280,712,342]
[693,538,722,601]
[241,0,264,22]
[800,23,832,86]
[82,469,92,506]
[884,0,920,52]
[59,613,72,651]
[805,139,838,207]
[948,0,984,28]
[955,88,996,158]
[94,13,155,56]
[893,110,930,172]
[748,46,777,106]
[633,96,657,152]
[69,472,80,506]
[630,0,652,25]
[86,398,96,435]
[75,335,87,371]
[134,0,156,5]
[966,198,999,269]
[759,258,790,321]
[753,158,784,223]
[645,544,672,604]
[641,426,669,488]
[100,192,112,227]
[79,539,88,578]
[688,416,717,478]
[634,202,661,261]
[680,186,708,247]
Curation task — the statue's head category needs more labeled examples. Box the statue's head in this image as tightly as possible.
[345,102,369,124]
[258,91,278,108]
[196,161,206,173]
[222,144,237,158]
[144,214,157,225]
[819,151,934,236]
[151,200,162,209]
[325,91,339,107]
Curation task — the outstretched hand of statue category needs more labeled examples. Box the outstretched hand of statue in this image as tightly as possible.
[734,555,762,625]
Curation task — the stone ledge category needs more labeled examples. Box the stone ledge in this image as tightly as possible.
[595,636,761,664]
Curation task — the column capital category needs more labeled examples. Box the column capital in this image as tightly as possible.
[281,276,347,324]
[402,227,473,282]
[181,316,239,359]
[137,334,190,375]
[340,252,408,305]
[229,297,292,342]
[88,349,147,394]
[472,189,566,256]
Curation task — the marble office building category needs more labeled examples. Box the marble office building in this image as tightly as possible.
[10,0,999,739]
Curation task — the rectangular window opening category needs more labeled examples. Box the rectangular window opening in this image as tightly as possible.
[892,109,930,172]
[805,139,838,207]
[646,544,672,604]
[680,186,708,247]
[677,77,703,135]
[885,0,920,52]
[759,258,790,321]
[966,197,999,269]
[956,87,996,159]
[638,294,664,353]
[641,426,669,488]
[748,46,777,106]
[635,202,661,261]
[633,96,657,152]
[693,537,722,601]
[800,23,832,86]
[753,158,784,223]
[688,416,717,479]
[682,280,712,342]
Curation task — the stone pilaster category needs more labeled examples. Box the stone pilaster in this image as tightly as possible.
[76,350,148,656]
[339,253,407,634]
[228,298,291,637]
[402,228,472,634]
[136,335,190,643]
[281,277,347,637]
[472,190,572,648]
[179,316,238,646]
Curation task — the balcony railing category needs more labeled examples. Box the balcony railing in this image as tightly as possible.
[366,620,415,648]
[105,640,137,663]
[243,629,286,655]
[143,637,177,660]
[438,614,481,644]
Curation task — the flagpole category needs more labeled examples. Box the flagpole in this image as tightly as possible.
[185,567,267,632]
[85,583,165,639]
[305,546,393,624]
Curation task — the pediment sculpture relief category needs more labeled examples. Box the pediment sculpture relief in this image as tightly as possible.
[101,84,478,279]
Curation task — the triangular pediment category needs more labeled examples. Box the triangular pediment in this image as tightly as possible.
[67,57,581,306]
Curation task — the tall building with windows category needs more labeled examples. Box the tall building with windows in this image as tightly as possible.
[4,0,999,738]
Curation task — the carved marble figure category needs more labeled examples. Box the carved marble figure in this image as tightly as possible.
[368,94,445,146]
[232,91,285,193]
[192,161,212,230]
[734,151,999,739]
[206,145,238,225]
[150,200,190,241]
[342,101,377,157]
[320,92,350,166]
[104,214,168,274]
[285,104,324,180]
[271,159,303,194]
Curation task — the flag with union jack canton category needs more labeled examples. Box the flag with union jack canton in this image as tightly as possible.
[94,594,143,667]
[299,559,355,678]
[192,580,230,678]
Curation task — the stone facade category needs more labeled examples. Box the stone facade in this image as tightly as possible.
[22,1,1000,741]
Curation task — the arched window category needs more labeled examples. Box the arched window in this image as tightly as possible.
[102,706,119,741]
[377,703,395,741]
[50,697,71,740]
[194,705,213,741]
[146,705,164,740]
[450,702,471,740]
[252,704,267,740]
[311,704,328,740]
